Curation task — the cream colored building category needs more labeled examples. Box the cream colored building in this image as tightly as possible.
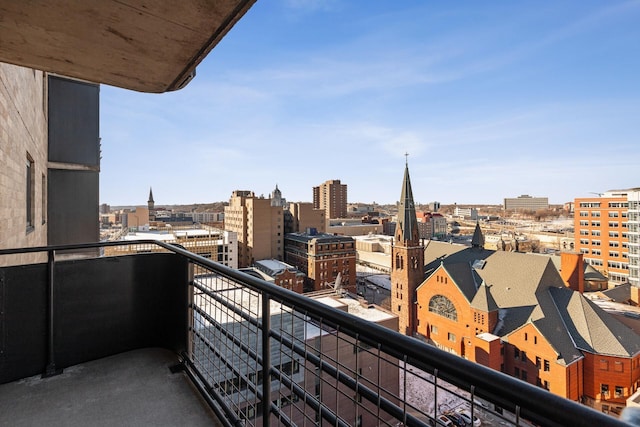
[224,190,284,268]
[285,202,326,234]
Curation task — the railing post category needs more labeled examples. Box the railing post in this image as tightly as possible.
[262,293,271,426]
[43,249,61,378]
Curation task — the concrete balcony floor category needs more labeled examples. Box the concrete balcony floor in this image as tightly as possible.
[0,348,222,427]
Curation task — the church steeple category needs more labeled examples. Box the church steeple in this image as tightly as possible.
[395,158,420,245]
[471,221,485,249]
[147,187,155,221]
[391,156,424,337]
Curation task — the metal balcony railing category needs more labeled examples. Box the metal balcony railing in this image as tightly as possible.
[0,241,631,427]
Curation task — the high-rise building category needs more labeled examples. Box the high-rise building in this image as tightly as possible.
[574,189,640,287]
[390,162,424,336]
[224,188,284,268]
[313,179,347,219]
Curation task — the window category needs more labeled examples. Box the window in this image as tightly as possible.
[448,332,456,342]
[514,348,520,360]
[601,384,610,398]
[615,386,624,398]
[536,357,541,368]
[41,174,46,224]
[430,325,438,334]
[521,351,527,362]
[514,367,520,377]
[544,360,550,371]
[521,371,527,381]
[26,154,35,231]
[615,361,624,373]
[429,295,457,321]
[600,360,609,370]
[609,212,620,218]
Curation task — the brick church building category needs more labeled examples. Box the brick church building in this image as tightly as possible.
[391,163,640,415]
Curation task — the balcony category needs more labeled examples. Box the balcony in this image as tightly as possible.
[0,241,632,427]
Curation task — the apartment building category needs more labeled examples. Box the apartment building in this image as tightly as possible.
[224,190,284,268]
[574,189,640,287]
[284,230,356,293]
[313,179,348,219]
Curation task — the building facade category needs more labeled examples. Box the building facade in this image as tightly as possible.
[574,189,640,286]
[313,179,348,219]
[107,225,238,269]
[504,195,549,211]
[1,63,100,265]
[224,190,284,268]
[284,202,326,234]
[284,231,356,293]
[416,212,447,240]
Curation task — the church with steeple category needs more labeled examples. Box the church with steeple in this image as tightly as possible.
[391,159,424,336]
[147,187,155,222]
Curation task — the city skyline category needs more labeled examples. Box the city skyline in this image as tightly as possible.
[100,1,640,206]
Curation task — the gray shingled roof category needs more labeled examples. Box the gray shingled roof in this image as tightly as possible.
[549,287,640,357]
[470,282,499,312]
[601,283,632,303]
[422,241,640,364]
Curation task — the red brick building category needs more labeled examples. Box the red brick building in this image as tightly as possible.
[389,165,640,416]
[414,242,640,415]
[284,230,356,293]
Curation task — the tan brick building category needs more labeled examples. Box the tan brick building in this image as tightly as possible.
[224,190,284,268]
[313,179,347,219]
[284,202,326,234]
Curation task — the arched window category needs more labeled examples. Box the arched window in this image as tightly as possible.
[429,295,457,321]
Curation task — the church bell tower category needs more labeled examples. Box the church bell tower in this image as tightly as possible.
[391,158,424,336]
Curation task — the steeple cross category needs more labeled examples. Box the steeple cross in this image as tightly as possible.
[405,152,409,165]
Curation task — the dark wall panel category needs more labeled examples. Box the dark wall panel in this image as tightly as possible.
[48,76,100,166]
[48,169,99,245]
[0,253,189,384]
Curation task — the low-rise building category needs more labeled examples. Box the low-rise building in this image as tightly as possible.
[251,259,305,294]
[504,195,549,211]
[284,230,356,293]
[107,225,238,269]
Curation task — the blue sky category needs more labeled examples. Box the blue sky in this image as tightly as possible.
[100,0,640,207]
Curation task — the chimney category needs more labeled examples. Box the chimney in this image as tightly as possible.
[561,252,584,293]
